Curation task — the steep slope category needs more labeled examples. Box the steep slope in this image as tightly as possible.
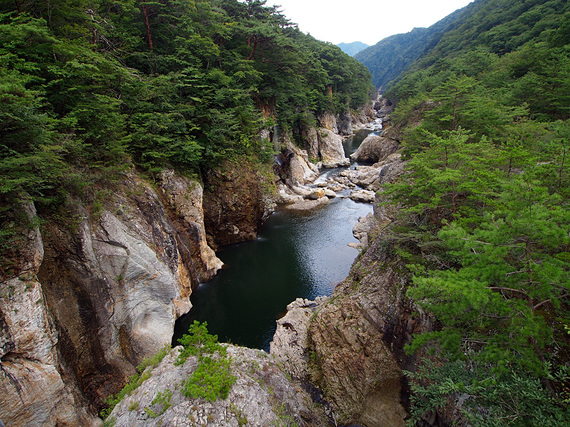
[355,4,474,89]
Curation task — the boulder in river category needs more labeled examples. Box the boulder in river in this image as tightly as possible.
[350,134,399,164]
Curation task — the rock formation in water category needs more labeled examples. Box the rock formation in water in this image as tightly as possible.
[350,133,399,164]
[203,159,276,248]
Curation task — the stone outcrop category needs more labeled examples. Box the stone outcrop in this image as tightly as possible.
[308,229,430,427]
[7,170,222,414]
[0,200,98,426]
[350,133,399,164]
[270,297,328,380]
[158,170,224,283]
[203,159,275,248]
[108,345,328,426]
[318,128,350,168]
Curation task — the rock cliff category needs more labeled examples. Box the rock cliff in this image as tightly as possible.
[0,200,98,426]
[1,170,225,421]
[108,344,328,426]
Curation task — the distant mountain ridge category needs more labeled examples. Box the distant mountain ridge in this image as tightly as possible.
[355,2,477,89]
[337,41,369,56]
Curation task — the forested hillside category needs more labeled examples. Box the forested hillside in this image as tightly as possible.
[381,0,570,423]
[354,3,471,90]
[0,0,372,270]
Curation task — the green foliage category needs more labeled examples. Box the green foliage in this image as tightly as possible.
[145,389,172,418]
[379,1,570,423]
[100,344,171,419]
[137,344,172,372]
[181,355,236,402]
[406,359,570,426]
[175,320,223,365]
[101,370,152,419]
[176,321,236,402]
[0,0,372,250]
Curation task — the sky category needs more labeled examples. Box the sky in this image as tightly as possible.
[265,0,475,46]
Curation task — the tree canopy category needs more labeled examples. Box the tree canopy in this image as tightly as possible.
[0,0,372,272]
[380,0,570,423]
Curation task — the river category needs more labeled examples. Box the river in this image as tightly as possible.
[173,128,376,351]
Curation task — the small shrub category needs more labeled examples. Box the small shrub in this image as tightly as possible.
[145,389,172,418]
[176,321,223,365]
[177,321,237,402]
[181,356,236,402]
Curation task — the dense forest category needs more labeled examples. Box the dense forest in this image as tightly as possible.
[2,0,570,424]
[0,0,373,270]
[354,5,468,91]
[381,0,570,424]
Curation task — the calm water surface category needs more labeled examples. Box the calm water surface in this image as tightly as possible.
[173,129,375,350]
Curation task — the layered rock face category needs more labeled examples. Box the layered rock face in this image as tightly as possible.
[203,159,275,248]
[309,242,413,427]
[298,112,351,169]
[108,345,328,426]
[0,201,98,426]
[0,170,224,421]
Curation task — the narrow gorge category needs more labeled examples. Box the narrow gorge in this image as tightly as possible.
[1,100,417,426]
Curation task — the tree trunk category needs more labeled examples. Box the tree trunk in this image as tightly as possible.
[141,2,154,52]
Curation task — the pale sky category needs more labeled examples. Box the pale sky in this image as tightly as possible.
[265,0,475,46]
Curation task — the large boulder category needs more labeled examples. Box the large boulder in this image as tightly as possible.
[350,134,399,164]
[318,128,350,168]
[301,125,320,160]
[108,345,328,426]
[158,170,223,282]
[318,111,338,133]
[270,297,328,380]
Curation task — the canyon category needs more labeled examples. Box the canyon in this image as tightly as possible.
[0,100,420,426]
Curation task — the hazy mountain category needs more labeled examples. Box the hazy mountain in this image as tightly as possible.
[337,41,369,56]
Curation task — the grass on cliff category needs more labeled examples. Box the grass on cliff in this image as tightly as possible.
[100,344,171,419]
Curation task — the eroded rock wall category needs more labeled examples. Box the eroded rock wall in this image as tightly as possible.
[203,159,276,248]
[0,201,98,426]
[0,170,224,423]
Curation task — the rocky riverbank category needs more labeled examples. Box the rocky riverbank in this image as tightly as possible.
[1,100,410,426]
[269,102,434,426]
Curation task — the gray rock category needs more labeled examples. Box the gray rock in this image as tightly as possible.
[109,345,327,426]
[270,297,328,380]
[349,189,376,203]
[350,134,399,164]
[0,199,99,426]
[318,128,350,168]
